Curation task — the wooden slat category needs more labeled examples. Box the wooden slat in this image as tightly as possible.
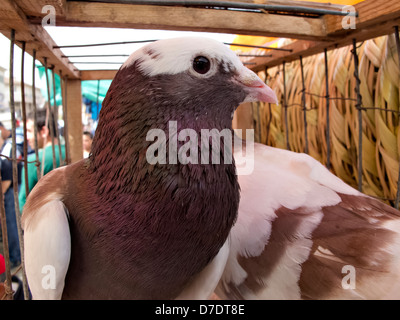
[0,0,80,79]
[53,1,328,41]
[65,79,83,163]
[0,0,35,42]
[80,70,118,80]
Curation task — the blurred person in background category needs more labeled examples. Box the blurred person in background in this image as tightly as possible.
[18,108,65,211]
[82,131,93,158]
[0,122,21,269]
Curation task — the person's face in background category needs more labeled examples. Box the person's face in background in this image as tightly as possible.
[26,119,46,150]
[83,134,92,153]
[0,125,10,141]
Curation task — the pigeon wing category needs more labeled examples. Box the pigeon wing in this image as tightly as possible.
[22,167,71,300]
[216,142,400,299]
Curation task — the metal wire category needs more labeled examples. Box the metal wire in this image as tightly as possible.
[21,42,29,198]
[69,61,124,65]
[54,39,157,49]
[9,30,29,300]
[32,49,42,180]
[59,70,67,165]
[19,42,30,299]
[225,43,292,52]
[60,53,252,70]
[0,171,11,299]
[62,76,71,165]
[301,91,357,101]
[43,58,57,169]
[72,0,357,17]
[264,43,400,205]
[264,67,273,146]
[394,26,400,210]
[238,54,273,58]
[62,54,130,58]
[0,49,12,296]
[55,39,292,52]
[352,39,363,192]
[299,56,308,154]
[97,80,101,119]
[324,48,331,170]
[282,62,289,150]
[51,67,63,165]
[6,29,16,300]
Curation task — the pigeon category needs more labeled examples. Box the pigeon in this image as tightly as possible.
[22,37,400,300]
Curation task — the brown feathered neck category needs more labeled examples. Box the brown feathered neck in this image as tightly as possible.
[88,61,246,194]
[82,63,244,299]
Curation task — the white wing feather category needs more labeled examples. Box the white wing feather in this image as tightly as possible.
[24,200,70,300]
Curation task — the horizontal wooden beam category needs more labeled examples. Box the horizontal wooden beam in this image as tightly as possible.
[249,0,400,71]
[0,0,80,79]
[52,2,328,41]
[324,0,400,35]
[7,0,398,78]
[250,20,400,71]
[80,70,118,80]
[15,0,348,19]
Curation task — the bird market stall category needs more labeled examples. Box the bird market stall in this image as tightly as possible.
[0,0,400,301]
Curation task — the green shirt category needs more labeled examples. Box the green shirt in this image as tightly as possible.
[19,144,66,212]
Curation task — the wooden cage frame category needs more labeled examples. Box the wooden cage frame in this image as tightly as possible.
[0,0,400,300]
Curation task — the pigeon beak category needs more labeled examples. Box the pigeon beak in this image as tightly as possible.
[234,67,279,104]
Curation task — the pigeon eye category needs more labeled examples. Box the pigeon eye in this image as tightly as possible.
[193,56,211,74]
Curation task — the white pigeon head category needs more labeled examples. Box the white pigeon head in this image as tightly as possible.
[121,37,278,105]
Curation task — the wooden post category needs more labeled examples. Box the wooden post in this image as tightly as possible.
[232,102,254,140]
[65,79,83,163]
